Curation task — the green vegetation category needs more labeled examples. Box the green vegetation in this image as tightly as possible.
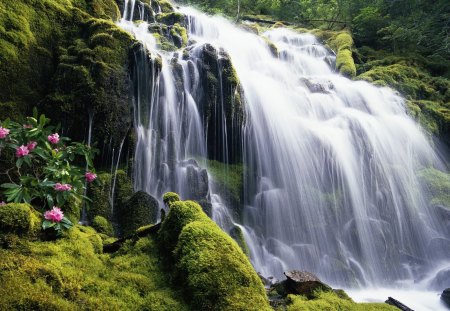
[419,168,450,208]
[286,291,397,311]
[0,203,40,236]
[158,197,271,310]
[163,191,181,206]
[203,159,244,211]
[0,224,189,310]
[92,215,113,235]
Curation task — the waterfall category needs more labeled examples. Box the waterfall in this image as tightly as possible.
[118,2,450,293]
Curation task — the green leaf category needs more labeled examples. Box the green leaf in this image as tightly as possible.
[1,183,19,189]
[16,158,24,168]
[42,220,55,230]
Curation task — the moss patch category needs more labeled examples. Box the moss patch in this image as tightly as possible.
[0,225,189,310]
[286,291,397,311]
[0,203,41,237]
[158,198,270,310]
[92,215,113,235]
[419,168,450,207]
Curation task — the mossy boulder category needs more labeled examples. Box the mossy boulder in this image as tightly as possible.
[163,191,181,207]
[117,191,159,236]
[91,215,113,235]
[0,203,40,237]
[156,12,185,26]
[158,198,270,310]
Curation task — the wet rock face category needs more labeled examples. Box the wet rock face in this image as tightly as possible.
[429,267,450,290]
[195,44,244,164]
[283,270,332,298]
[442,288,450,308]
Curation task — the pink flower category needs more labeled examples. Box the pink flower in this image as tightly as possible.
[44,207,64,222]
[16,145,30,157]
[85,172,97,183]
[48,133,60,144]
[0,201,6,206]
[27,141,38,151]
[23,124,33,129]
[0,127,10,139]
[54,183,72,191]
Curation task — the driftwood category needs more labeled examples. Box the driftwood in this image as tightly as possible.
[103,223,161,253]
[385,297,414,311]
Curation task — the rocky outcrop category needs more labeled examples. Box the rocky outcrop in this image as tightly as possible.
[441,288,450,308]
[117,191,159,236]
[283,270,333,298]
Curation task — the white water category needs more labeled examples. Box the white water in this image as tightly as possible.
[118,2,450,307]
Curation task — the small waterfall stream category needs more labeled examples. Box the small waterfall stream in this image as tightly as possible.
[118,3,450,308]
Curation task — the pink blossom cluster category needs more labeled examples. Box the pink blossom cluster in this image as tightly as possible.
[27,141,37,150]
[85,172,97,182]
[16,145,29,157]
[48,133,60,144]
[54,183,72,191]
[0,201,6,206]
[0,127,10,139]
[44,207,64,222]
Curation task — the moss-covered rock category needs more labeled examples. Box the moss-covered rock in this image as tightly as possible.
[170,23,188,48]
[92,215,114,235]
[163,191,181,207]
[0,203,40,236]
[419,168,450,208]
[156,12,185,26]
[87,172,112,221]
[0,225,189,310]
[175,220,270,310]
[286,290,397,311]
[158,198,270,310]
[117,191,159,236]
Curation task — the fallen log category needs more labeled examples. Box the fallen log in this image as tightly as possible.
[385,297,414,311]
[103,223,161,253]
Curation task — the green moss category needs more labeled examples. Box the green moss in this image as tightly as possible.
[229,225,250,258]
[336,49,356,78]
[170,23,188,48]
[163,191,181,206]
[286,291,396,311]
[0,225,189,310]
[157,0,175,13]
[175,219,270,310]
[117,191,159,237]
[262,36,279,57]
[313,30,356,78]
[87,172,112,221]
[0,203,40,236]
[419,168,450,207]
[156,12,185,26]
[201,159,244,216]
[158,200,208,255]
[92,215,113,235]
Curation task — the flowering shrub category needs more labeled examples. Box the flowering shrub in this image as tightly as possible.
[0,109,97,235]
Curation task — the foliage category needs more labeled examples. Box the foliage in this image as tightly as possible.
[0,110,95,209]
[286,290,397,310]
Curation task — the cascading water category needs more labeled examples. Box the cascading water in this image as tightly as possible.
[119,2,449,308]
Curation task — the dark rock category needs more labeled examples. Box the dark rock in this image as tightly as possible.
[301,78,333,93]
[117,191,159,236]
[441,288,450,308]
[283,270,332,298]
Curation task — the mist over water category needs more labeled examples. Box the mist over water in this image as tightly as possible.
[118,2,450,304]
